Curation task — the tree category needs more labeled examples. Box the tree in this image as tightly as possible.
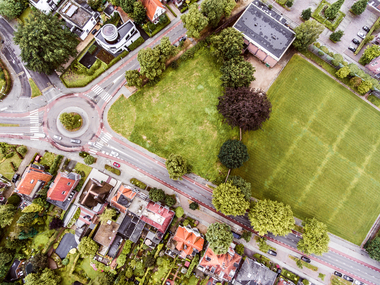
[22,203,44,213]
[248,199,295,236]
[0,204,16,228]
[25,268,61,285]
[27,252,48,273]
[301,8,312,21]
[132,1,146,25]
[255,236,270,252]
[181,4,208,38]
[0,0,27,19]
[149,188,165,202]
[189,202,199,210]
[138,47,165,80]
[351,0,368,15]
[331,53,345,67]
[17,212,37,225]
[365,236,380,261]
[0,252,12,266]
[18,227,38,239]
[59,112,82,130]
[358,80,372,94]
[286,0,294,8]
[14,10,78,74]
[201,0,235,27]
[220,56,256,88]
[297,218,329,255]
[78,236,99,257]
[211,27,244,63]
[175,206,184,218]
[241,231,252,242]
[350,76,362,87]
[125,70,143,88]
[121,0,136,14]
[336,66,350,78]
[49,217,63,230]
[88,0,102,10]
[227,175,251,201]
[359,45,380,65]
[165,195,176,207]
[348,63,360,76]
[158,37,177,61]
[84,155,96,165]
[144,255,156,268]
[16,145,27,154]
[325,0,345,20]
[330,30,344,42]
[293,20,324,51]
[206,223,233,255]
[218,139,249,169]
[99,208,116,223]
[165,154,189,180]
[218,88,272,132]
[235,244,244,255]
[212,182,250,216]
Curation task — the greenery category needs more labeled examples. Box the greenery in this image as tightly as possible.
[0,0,27,19]
[319,273,325,281]
[293,19,324,51]
[201,0,236,27]
[29,78,42,98]
[298,218,329,255]
[181,4,208,38]
[132,1,146,24]
[234,55,380,245]
[49,217,63,230]
[99,208,116,223]
[301,8,312,21]
[149,188,165,202]
[368,95,380,107]
[16,145,27,155]
[330,30,344,42]
[125,70,143,88]
[206,223,233,255]
[241,231,252,242]
[255,236,271,252]
[189,202,199,210]
[355,17,380,55]
[211,28,243,63]
[130,178,147,189]
[165,195,176,207]
[325,0,344,20]
[84,155,95,165]
[289,255,318,271]
[143,14,171,37]
[365,236,380,261]
[311,0,346,31]
[218,139,249,169]
[117,240,133,268]
[108,48,238,183]
[175,206,184,218]
[0,204,16,228]
[25,268,61,285]
[59,112,82,130]
[14,10,77,74]
[282,269,300,283]
[220,56,255,88]
[359,45,380,65]
[185,255,199,278]
[105,164,121,175]
[351,0,368,15]
[120,0,135,14]
[78,236,99,257]
[212,182,250,215]
[235,244,244,255]
[166,153,189,180]
[128,36,145,51]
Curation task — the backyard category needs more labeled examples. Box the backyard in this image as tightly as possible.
[234,55,380,245]
[108,48,239,183]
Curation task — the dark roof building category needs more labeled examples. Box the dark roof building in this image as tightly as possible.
[235,258,277,285]
[79,178,112,210]
[233,1,295,67]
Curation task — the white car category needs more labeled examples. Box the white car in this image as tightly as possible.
[110,150,119,157]
[53,135,62,140]
[357,32,365,39]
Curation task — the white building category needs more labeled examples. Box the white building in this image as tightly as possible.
[94,21,141,55]
[29,0,60,14]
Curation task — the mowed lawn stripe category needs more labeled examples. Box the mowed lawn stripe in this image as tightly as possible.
[234,55,380,245]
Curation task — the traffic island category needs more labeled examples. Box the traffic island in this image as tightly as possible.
[56,107,90,138]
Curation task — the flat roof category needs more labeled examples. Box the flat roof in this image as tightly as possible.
[59,0,92,28]
[233,1,295,61]
[93,220,120,247]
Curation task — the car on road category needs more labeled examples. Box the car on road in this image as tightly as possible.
[343,275,354,282]
[334,271,342,277]
[348,46,357,52]
[110,150,119,157]
[352,38,360,45]
[363,26,370,32]
[354,280,364,285]
[267,250,277,256]
[12,173,20,183]
[113,162,120,168]
[88,141,95,146]
[53,135,62,140]
[70,139,81,144]
[357,32,366,39]
[301,256,311,263]
[179,36,187,42]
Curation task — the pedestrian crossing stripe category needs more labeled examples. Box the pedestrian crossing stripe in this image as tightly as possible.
[88,149,97,155]
[101,93,112,103]
[91,85,103,95]
[30,110,38,115]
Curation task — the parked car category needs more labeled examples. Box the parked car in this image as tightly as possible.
[19,201,28,210]
[334,271,343,277]
[113,162,120,168]
[70,139,81,144]
[34,154,42,162]
[352,38,360,45]
[357,32,366,39]
[179,36,187,42]
[363,26,370,32]
[348,46,357,52]
[276,268,282,275]
[53,135,62,140]
[267,250,277,256]
[91,29,98,35]
[12,173,20,183]
[343,275,354,282]
[354,280,364,285]
[301,256,311,263]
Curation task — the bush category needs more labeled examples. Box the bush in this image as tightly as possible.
[149,188,165,202]
[175,206,184,218]
[303,279,310,285]
[79,151,89,158]
[165,195,176,207]
[62,258,69,265]
[241,231,252,242]
[235,244,244,255]
[5,152,14,159]
[286,0,293,7]
[189,202,199,210]
[318,51,324,56]
[7,194,21,206]
[130,178,147,189]
[84,155,96,165]
[16,146,27,154]
[171,60,179,70]
[105,164,121,175]
[268,4,273,9]
[128,37,145,51]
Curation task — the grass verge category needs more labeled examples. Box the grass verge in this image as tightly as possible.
[368,94,380,107]
[312,0,345,31]
[289,255,318,271]
[29,78,42,98]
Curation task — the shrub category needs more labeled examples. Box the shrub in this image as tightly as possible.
[296,259,303,268]
[62,258,69,265]
[189,202,199,210]
[16,146,27,155]
[171,60,179,70]
[330,30,344,42]
[165,195,176,207]
[130,178,147,189]
[128,37,145,51]
[84,155,96,165]
[318,51,324,56]
[268,4,273,9]
[241,231,252,242]
[5,152,14,159]
[175,206,184,218]
[286,0,293,7]
[7,194,21,206]
[303,279,310,285]
[318,273,325,281]
[235,244,244,255]
[79,151,89,158]
[105,164,121,175]
[53,243,59,249]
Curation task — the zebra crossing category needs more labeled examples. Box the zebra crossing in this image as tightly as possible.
[91,85,103,95]
[99,131,112,144]
[101,92,112,103]
[88,149,98,155]
[29,110,39,134]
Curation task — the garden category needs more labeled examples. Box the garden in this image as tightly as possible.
[0,143,27,179]
[234,55,380,245]
[143,14,171,37]
[312,0,345,31]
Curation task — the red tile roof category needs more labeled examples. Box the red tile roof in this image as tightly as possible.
[199,245,242,282]
[47,172,80,202]
[110,185,137,213]
[140,0,165,22]
[173,226,204,258]
[140,201,174,233]
[17,165,53,196]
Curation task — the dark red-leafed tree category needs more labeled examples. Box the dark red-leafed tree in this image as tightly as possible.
[49,217,64,230]
[217,87,272,132]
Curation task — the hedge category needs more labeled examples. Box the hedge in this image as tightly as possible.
[0,58,12,98]
[105,164,121,175]
[165,4,177,17]
[311,0,345,31]
[130,178,147,189]
[128,36,145,51]
[143,14,171,37]
[49,155,64,176]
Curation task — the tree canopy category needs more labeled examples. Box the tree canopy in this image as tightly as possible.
[88,0,102,10]
[165,154,189,180]
[165,195,176,207]
[218,87,272,132]
[351,0,368,15]
[22,203,44,213]
[27,252,48,273]
[220,56,255,88]
[325,0,345,20]
[201,0,235,27]
[366,236,380,261]
[59,112,82,130]
[301,8,312,21]
[248,199,295,236]
[206,223,233,255]
[149,188,165,202]
[218,139,249,169]
[14,10,78,74]
[293,20,324,51]
[0,204,17,228]
[0,0,27,19]
[329,30,344,42]
[211,27,244,63]
[24,268,61,285]
[99,208,116,223]
[227,175,251,200]
[49,217,64,230]
[78,236,99,257]
[297,218,329,255]
[132,1,146,25]
[181,4,208,38]
[125,70,143,88]
[359,45,380,65]
[120,0,136,14]
[212,182,250,216]
[336,66,350,78]
[84,155,96,165]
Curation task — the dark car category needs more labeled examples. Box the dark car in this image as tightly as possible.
[348,46,357,52]
[334,271,342,277]
[91,29,98,35]
[301,256,311,263]
[70,139,81,144]
[179,36,187,42]
[276,268,282,275]
[363,26,370,32]
[113,162,120,168]
[343,275,354,282]
[12,173,20,183]
[352,38,360,45]
[0,195,6,204]
[267,250,277,256]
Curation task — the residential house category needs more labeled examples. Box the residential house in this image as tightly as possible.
[141,0,166,23]
[172,0,184,7]
[46,172,81,210]
[93,219,120,256]
[198,244,242,282]
[234,258,277,285]
[110,184,138,213]
[29,0,59,14]
[168,225,204,259]
[14,164,53,201]
[369,0,380,15]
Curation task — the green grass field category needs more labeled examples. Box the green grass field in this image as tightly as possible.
[29,78,42,98]
[108,48,238,183]
[234,55,380,245]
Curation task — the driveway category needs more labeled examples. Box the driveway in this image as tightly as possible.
[55,233,78,259]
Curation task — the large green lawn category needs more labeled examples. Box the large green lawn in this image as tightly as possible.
[108,48,238,183]
[234,55,380,245]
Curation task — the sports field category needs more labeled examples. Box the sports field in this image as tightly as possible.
[234,55,380,245]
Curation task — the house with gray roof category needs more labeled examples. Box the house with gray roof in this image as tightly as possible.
[234,258,277,285]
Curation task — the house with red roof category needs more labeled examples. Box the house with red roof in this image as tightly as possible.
[141,0,166,23]
[140,201,174,233]
[46,172,81,210]
[171,225,204,259]
[15,164,53,200]
[110,184,137,213]
[198,244,242,282]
